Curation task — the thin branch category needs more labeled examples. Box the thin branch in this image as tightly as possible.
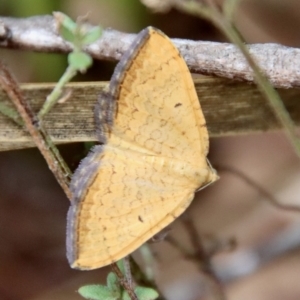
[1,15,300,88]
[111,263,138,300]
[181,216,227,300]
[166,219,227,300]
[0,61,72,199]
[217,165,300,213]
[123,257,133,291]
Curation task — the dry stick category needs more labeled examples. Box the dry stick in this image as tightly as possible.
[166,225,226,300]
[166,233,235,262]
[217,165,300,213]
[120,257,144,300]
[0,62,72,199]
[1,15,300,89]
[182,216,227,300]
[123,257,133,290]
[166,221,227,300]
[111,263,139,300]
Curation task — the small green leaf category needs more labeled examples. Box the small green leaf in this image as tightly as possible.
[68,52,92,72]
[81,26,103,45]
[53,12,77,42]
[122,287,159,300]
[135,286,159,300]
[122,291,131,300]
[107,272,120,294]
[60,25,76,43]
[78,285,119,300]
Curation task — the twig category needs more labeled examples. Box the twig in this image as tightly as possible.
[217,165,300,213]
[111,263,138,300]
[38,65,76,118]
[165,219,227,300]
[123,257,133,290]
[0,61,72,199]
[1,15,300,88]
[181,216,227,300]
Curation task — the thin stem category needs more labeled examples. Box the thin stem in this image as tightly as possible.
[182,216,227,300]
[38,65,77,118]
[0,61,72,199]
[123,257,133,290]
[217,165,300,213]
[111,263,138,300]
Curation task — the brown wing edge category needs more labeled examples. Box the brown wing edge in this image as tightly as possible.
[67,145,104,267]
[94,26,165,143]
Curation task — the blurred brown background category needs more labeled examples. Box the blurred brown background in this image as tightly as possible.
[1,0,300,299]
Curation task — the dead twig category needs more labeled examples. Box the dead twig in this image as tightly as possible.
[217,165,300,213]
[165,216,227,300]
[0,61,72,199]
[111,263,139,300]
[181,216,227,300]
[1,15,300,88]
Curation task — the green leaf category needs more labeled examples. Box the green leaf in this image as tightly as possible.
[122,287,159,300]
[122,291,131,300]
[78,285,119,300]
[68,52,92,72]
[134,286,159,300]
[53,12,77,43]
[107,272,120,294]
[60,25,76,43]
[81,26,103,45]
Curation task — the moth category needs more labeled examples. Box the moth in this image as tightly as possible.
[67,27,218,270]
